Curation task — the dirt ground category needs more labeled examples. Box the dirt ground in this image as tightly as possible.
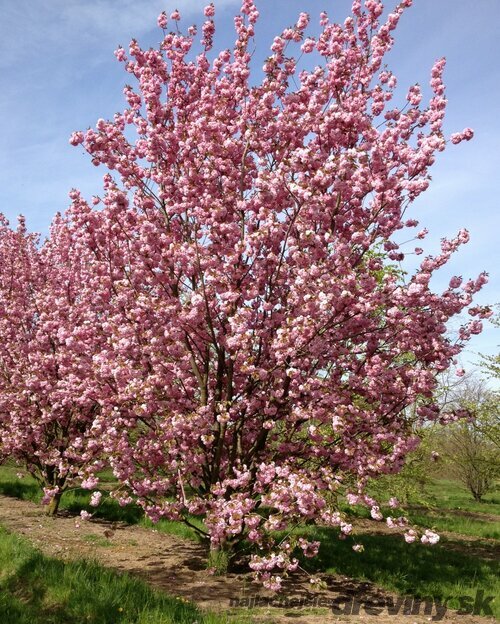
[0,495,497,624]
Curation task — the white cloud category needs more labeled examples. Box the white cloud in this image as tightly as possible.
[0,0,242,69]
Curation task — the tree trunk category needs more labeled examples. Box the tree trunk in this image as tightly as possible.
[46,491,62,516]
[208,542,232,575]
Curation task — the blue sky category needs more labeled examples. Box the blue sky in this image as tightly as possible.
[0,0,498,378]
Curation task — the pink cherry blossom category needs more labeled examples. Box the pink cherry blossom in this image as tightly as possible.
[157,12,168,29]
[90,491,102,507]
[404,529,418,543]
[1,0,483,582]
[421,529,440,545]
[204,4,215,18]
[0,214,107,515]
[450,128,474,144]
[370,506,383,521]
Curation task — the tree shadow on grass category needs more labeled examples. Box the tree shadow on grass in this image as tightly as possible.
[0,479,40,502]
[63,492,144,525]
[303,528,499,602]
[1,550,205,624]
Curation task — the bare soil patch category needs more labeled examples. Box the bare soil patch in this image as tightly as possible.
[0,495,496,624]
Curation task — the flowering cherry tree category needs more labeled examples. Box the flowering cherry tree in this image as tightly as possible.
[0,214,107,515]
[68,0,489,586]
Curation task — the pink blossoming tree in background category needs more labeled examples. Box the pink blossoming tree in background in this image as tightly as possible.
[0,214,108,515]
[0,0,490,586]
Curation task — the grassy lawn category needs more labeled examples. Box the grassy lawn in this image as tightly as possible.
[406,509,499,539]
[1,465,498,619]
[0,525,239,624]
[405,479,500,540]
[425,478,500,515]
[340,477,500,540]
[0,464,203,541]
[3,465,497,541]
[289,526,499,618]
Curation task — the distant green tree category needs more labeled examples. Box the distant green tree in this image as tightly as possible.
[438,374,499,502]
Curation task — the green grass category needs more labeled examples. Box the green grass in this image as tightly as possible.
[340,477,500,540]
[4,465,497,542]
[296,527,499,618]
[403,478,500,540]
[0,524,240,624]
[2,466,499,619]
[0,465,205,542]
[0,465,41,502]
[425,478,500,515]
[81,534,114,548]
[407,509,500,539]
[340,502,500,540]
